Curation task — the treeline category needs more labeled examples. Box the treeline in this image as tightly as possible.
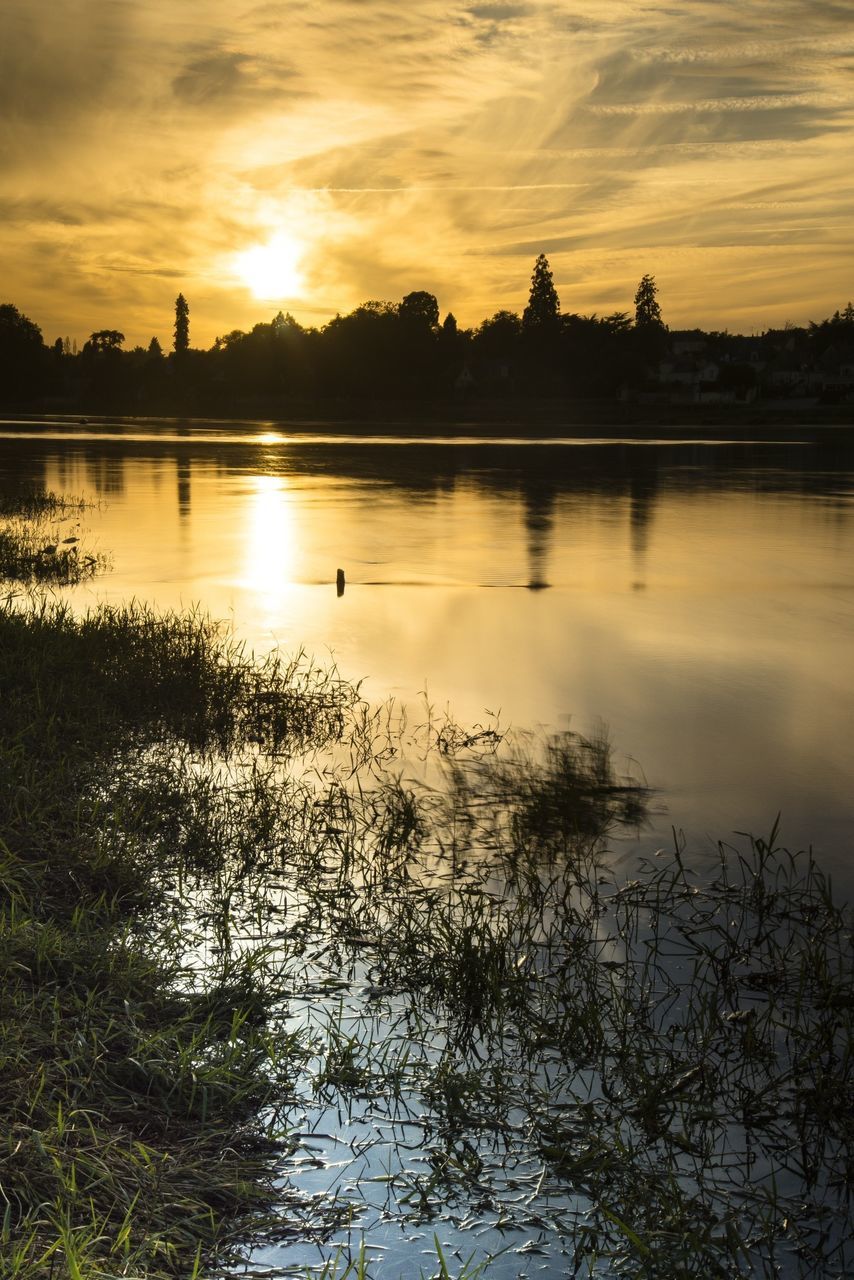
[1,256,852,413]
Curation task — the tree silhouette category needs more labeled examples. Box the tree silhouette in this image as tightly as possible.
[0,304,44,398]
[174,294,190,354]
[319,302,400,395]
[400,291,440,330]
[475,311,521,357]
[561,313,634,395]
[523,254,560,331]
[9,270,852,414]
[83,330,125,354]
[213,311,311,397]
[632,275,667,372]
[0,304,43,351]
[396,293,441,394]
[634,275,663,328]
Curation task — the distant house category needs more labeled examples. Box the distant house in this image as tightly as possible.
[669,330,708,358]
[454,363,476,393]
[658,358,697,387]
[657,355,722,400]
[815,349,854,399]
[768,366,804,387]
[711,336,766,380]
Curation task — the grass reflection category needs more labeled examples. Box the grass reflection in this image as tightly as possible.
[0,501,851,1278]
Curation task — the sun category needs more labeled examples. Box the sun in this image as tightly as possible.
[235,233,304,300]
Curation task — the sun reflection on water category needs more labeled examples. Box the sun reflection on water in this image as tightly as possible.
[253,431,288,445]
[242,475,299,616]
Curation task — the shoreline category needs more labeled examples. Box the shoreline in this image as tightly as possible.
[2,396,852,439]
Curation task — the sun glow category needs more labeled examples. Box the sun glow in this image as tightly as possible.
[235,233,304,300]
[243,474,298,593]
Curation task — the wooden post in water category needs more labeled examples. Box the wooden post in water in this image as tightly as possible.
[336,567,345,597]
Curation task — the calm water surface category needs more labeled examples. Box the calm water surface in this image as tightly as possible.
[3,418,852,887]
[3,418,854,1276]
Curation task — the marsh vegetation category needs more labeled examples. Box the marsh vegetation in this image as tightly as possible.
[0,493,851,1278]
[0,487,105,583]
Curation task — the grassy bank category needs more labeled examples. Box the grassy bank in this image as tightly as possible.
[0,596,366,1276]
[1,492,852,1278]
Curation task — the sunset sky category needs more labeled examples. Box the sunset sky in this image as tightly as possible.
[3,0,853,349]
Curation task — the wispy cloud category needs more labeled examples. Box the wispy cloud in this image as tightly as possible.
[1,0,852,344]
[589,93,843,115]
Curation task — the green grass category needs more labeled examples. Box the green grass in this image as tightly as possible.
[0,590,365,1277]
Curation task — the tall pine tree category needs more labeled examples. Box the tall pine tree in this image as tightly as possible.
[523,254,560,331]
[634,275,663,328]
[174,294,190,354]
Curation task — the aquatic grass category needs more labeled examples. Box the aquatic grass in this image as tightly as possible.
[1,548,852,1276]
[296,1236,494,1280]
[0,487,87,519]
[0,519,105,583]
[438,726,647,865]
[219,748,851,1276]
[0,595,362,763]
[0,487,104,584]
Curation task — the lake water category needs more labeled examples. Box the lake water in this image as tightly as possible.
[3,418,852,893]
[3,417,854,1277]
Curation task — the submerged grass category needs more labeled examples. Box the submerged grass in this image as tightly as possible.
[1,491,852,1278]
[0,487,85,518]
[0,488,104,583]
[261,752,852,1275]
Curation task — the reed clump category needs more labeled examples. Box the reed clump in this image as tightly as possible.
[0,488,104,583]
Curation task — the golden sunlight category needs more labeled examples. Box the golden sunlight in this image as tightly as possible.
[235,233,304,300]
[242,474,299,601]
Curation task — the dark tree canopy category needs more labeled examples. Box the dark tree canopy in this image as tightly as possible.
[812,302,854,330]
[634,274,663,328]
[270,310,302,334]
[0,303,42,348]
[6,269,852,414]
[399,291,440,329]
[523,254,560,331]
[0,304,44,398]
[174,294,190,354]
[84,330,125,353]
[470,311,517,364]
